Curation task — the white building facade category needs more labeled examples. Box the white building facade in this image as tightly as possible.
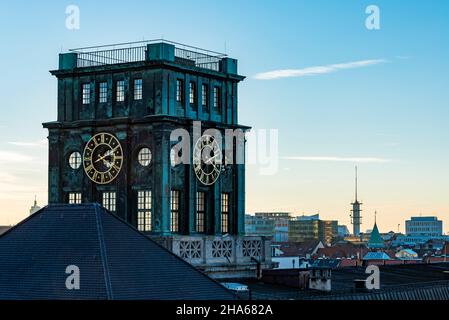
[406,217,443,237]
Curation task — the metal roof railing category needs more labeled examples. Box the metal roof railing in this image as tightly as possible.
[69,39,227,71]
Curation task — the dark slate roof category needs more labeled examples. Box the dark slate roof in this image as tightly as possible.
[276,241,323,257]
[310,259,341,269]
[0,204,235,300]
[244,263,449,300]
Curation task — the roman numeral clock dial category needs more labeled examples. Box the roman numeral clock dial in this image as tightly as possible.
[193,135,222,186]
[83,133,123,185]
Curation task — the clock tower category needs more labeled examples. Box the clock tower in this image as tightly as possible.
[43,40,271,278]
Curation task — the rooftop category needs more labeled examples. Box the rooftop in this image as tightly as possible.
[67,39,228,72]
[408,216,440,222]
[243,263,449,300]
[0,204,235,300]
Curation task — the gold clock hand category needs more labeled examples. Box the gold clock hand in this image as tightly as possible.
[95,154,107,163]
[95,147,116,164]
[205,153,221,164]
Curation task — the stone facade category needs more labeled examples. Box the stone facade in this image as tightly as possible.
[43,40,271,278]
[154,235,272,279]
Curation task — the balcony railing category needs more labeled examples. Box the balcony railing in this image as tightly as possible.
[69,39,227,72]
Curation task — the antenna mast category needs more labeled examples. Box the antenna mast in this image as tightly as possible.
[351,166,362,236]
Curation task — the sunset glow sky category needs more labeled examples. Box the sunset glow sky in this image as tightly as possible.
[0,0,448,234]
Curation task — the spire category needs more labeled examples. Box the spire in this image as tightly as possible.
[368,211,384,249]
[350,166,362,236]
[34,195,37,206]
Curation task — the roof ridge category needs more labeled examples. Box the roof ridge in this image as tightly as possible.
[93,203,114,299]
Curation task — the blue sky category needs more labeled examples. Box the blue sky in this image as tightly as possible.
[0,0,448,233]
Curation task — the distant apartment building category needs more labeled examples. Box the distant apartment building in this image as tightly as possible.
[320,220,339,245]
[289,214,320,243]
[288,214,338,245]
[255,212,290,242]
[296,214,320,221]
[338,225,350,237]
[245,215,275,238]
[392,216,447,247]
[406,217,443,237]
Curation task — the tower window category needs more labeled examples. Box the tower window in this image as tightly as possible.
[176,79,183,102]
[134,79,143,100]
[170,190,180,233]
[213,86,220,111]
[196,192,205,233]
[202,84,208,110]
[138,147,152,167]
[82,83,90,105]
[221,193,229,234]
[99,82,108,103]
[137,190,152,232]
[68,152,82,170]
[116,80,125,102]
[102,192,116,213]
[189,82,196,105]
[68,192,82,204]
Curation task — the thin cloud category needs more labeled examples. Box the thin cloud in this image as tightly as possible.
[0,151,33,163]
[254,59,387,80]
[7,139,47,148]
[282,156,393,163]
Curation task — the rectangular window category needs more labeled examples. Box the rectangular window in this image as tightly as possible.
[99,82,108,103]
[102,192,116,213]
[82,83,90,105]
[213,86,220,111]
[221,193,229,234]
[176,79,183,102]
[202,84,208,109]
[137,190,152,232]
[134,79,143,100]
[171,190,180,233]
[116,80,125,102]
[68,192,82,204]
[196,192,205,233]
[189,82,196,104]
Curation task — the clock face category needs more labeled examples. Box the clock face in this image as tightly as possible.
[193,135,222,186]
[83,133,123,185]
